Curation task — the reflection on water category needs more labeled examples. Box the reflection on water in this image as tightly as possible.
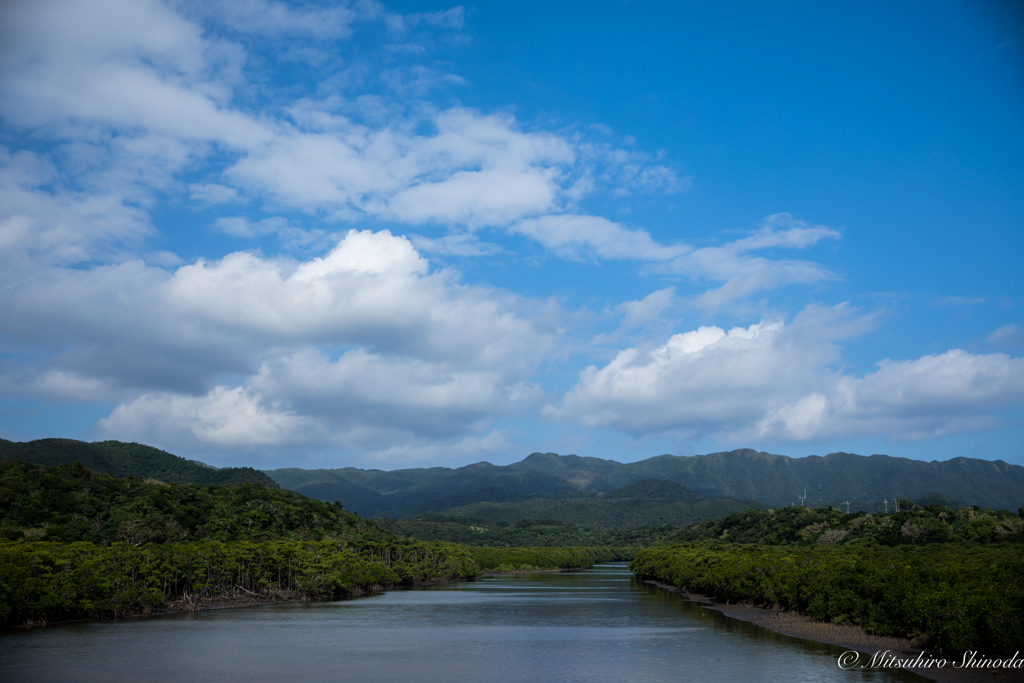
[1,564,927,682]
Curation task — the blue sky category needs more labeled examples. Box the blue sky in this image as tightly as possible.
[0,0,1022,469]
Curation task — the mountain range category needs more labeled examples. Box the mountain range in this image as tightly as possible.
[266,449,1024,516]
[4,439,1023,529]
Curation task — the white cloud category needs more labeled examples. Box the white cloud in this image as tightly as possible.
[664,214,842,309]
[553,303,1024,443]
[385,7,465,37]
[163,229,547,363]
[753,350,1024,442]
[211,0,371,39]
[618,288,676,330]
[1,229,555,455]
[99,386,321,448]
[0,148,153,273]
[411,233,503,256]
[512,215,689,261]
[576,140,691,197]
[509,212,839,306]
[229,107,575,227]
[96,343,544,456]
[0,0,696,252]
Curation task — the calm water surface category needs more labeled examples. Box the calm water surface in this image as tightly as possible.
[2,564,926,683]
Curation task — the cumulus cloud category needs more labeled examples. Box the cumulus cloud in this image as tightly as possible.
[0,230,554,458]
[99,345,544,454]
[99,386,320,448]
[552,303,1024,443]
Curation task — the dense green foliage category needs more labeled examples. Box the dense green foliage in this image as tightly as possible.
[0,439,277,488]
[381,515,703,553]
[432,489,762,529]
[468,546,617,571]
[0,460,391,544]
[630,543,1024,655]
[270,449,1024,515]
[584,450,1024,510]
[0,539,479,627]
[675,503,1024,546]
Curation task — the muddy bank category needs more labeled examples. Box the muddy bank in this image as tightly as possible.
[643,580,1021,683]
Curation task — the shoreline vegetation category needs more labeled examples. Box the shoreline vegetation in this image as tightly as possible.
[641,580,1018,683]
[0,458,611,629]
[629,543,1023,656]
[0,540,609,629]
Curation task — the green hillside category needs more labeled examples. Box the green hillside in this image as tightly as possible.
[586,449,1024,509]
[0,438,278,488]
[674,501,1024,546]
[0,460,387,545]
[431,485,764,529]
[268,458,579,517]
[382,515,700,549]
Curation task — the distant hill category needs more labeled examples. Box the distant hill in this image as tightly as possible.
[584,450,1024,510]
[0,438,278,488]
[430,484,764,529]
[268,457,582,517]
[268,449,1024,519]
[0,459,385,544]
[380,515,696,549]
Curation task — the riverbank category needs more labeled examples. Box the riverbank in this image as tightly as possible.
[11,576,478,630]
[642,580,1019,683]
[13,569,590,630]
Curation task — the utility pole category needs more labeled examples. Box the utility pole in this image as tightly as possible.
[842,501,850,514]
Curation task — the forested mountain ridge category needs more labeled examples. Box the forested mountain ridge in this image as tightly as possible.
[0,460,389,544]
[584,449,1024,508]
[429,483,764,529]
[268,449,1024,515]
[269,458,586,517]
[0,438,278,488]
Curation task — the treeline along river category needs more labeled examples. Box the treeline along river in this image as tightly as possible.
[0,564,927,683]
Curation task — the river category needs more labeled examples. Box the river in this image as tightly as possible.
[2,563,925,682]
